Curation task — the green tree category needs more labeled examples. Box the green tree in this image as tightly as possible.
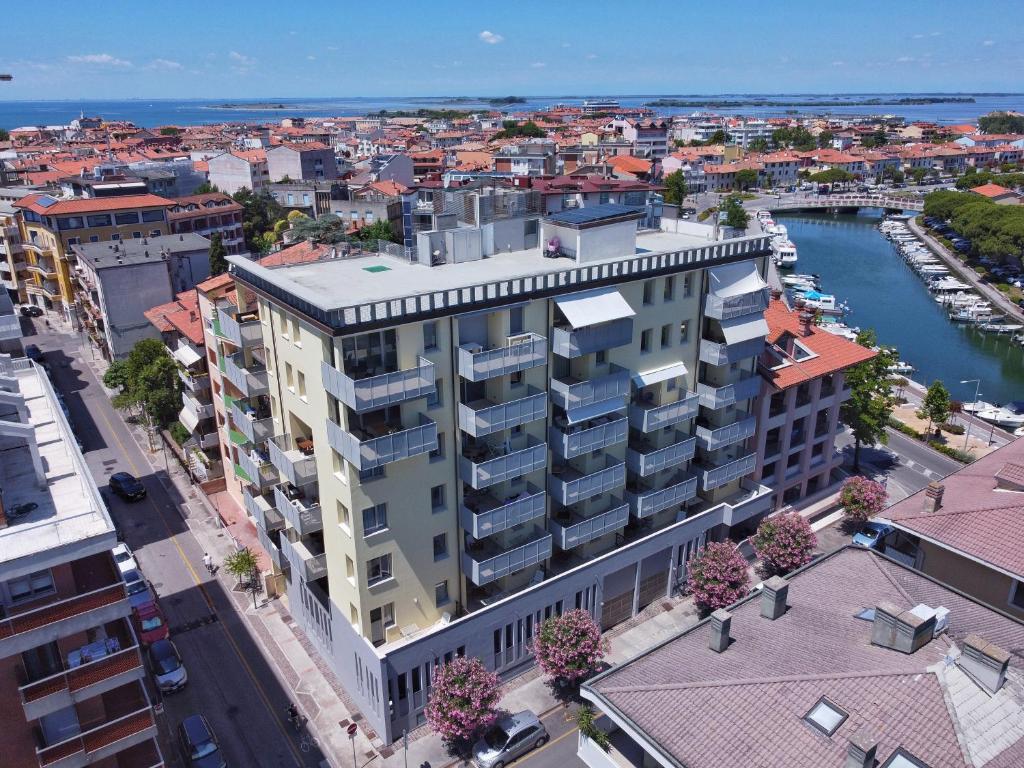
[978,112,1024,134]
[159,126,181,136]
[909,167,929,185]
[662,170,687,205]
[103,339,181,435]
[224,546,261,584]
[917,380,952,436]
[747,137,769,153]
[354,218,397,244]
[704,129,727,146]
[734,168,759,190]
[721,194,749,229]
[772,126,816,151]
[233,187,287,254]
[492,120,546,139]
[882,166,905,184]
[0,128,10,142]
[840,330,898,471]
[207,232,228,276]
[808,168,854,188]
[193,181,219,195]
[817,130,835,148]
[861,129,888,149]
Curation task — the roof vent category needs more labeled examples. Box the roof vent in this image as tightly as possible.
[844,725,879,768]
[760,575,789,621]
[958,634,1010,695]
[871,601,935,654]
[709,608,731,653]
[922,481,944,513]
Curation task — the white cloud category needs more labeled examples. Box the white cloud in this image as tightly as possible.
[585,53,598,60]
[896,55,915,63]
[930,31,942,37]
[478,30,504,44]
[530,61,546,68]
[66,53,132,68]
[148,58,182,71]
[228,51,256,73]
[912,33,924,39]
[306,55,316,61]
[326,45,339,51]
[982,39,995,46]
[831,61,845,67]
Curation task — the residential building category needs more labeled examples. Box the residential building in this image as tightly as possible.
[492,141,558,176]
[207,150,269,195]
[0,289,22,355]
[757,151,802,188]
[970,183,1020,205]
[578,545,1024,768]
[610,119,670,159]
[752,299,875,510]
[13,193,172,324]
[531,176,664,229]
[0,201,29,302]
[221,205,774,744]
[267,143,339,182]
[0,353,164,768]
[168,193,247,255]
[268,181,343,218]
[725,118,774,149]
[72,233,211,359]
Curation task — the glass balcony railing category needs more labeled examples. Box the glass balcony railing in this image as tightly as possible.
[551,318,633,358]
[223,352,269,397]
[549,414,627,459]
[626,433,697,477]
[280,536,328,582]
[696,416,757,452]
[548,458,626,506]
[459,483,546,538]
[321,357,436,413]
[698,337,765,367]
[230,400,273,445]
[701,453,757,491]
[696,375,762,409]
[177,367,210,392]
[628,393,699,433]
[626,472,699,518]
[256,525,287,572]
[462,525,552,586]
[549,366,631,413]
[458,388,547,438]
[457,332,547,382]
[235,448,278,490]
[214,302,262,347]
[548,500,629,550]
[273,485,323,536]
[181,391,214,421]
[244,487,284,532]
[459,437,547,490]
[704,287,770,321]
[326,414,438,471]
[267,434,317,486]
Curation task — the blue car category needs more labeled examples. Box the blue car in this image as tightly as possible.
[852,521,894,549]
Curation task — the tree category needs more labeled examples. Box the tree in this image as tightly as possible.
[772,126,816,151]
[663,170,687,206]
[703,129,727,146]
[208,232,228,276]
[193,181,219,195]
[424,657,500,743]
[492,120,546,140]
[979,112,1024,135]
[685,541,750,614]
[721,194,749,229]
[840,329,898,471]
[159,126,181,136]
[817,130,835,149]
[532,609,605,684]
[917,380,951,436]
[861,129,888,149]
[747,137,769,153]
[839,476,887,527]
[882,166,905,184]
[909,167,929,185]
[808,168,853,189]
[353,218,397,244]
[103,339,181,437]
[734,168,759,190]
[0,128,10,142]
[576,706,610,750]
[224,546,260,584]
[233,187,287,254]
[751,512,817,577]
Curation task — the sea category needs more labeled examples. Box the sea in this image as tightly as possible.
[1,93,1023,130]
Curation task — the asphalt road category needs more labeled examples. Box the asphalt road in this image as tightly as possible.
[835,426,962,502]
[505,705,583,768]
[25,318,325,768]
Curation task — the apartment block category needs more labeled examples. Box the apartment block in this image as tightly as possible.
[0,354,163,767]
[206,151,269,195]
[267,143,339,183]
[1,201,29,302]
[168,193,246,256]
[220,200,773,744]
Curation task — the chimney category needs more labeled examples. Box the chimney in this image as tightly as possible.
[760,576,789,620]
[845,726,879,768]
[958,634,1010,694]
[799,310,815,337]
[709,608,731,653]
[922,481,944,513]
[770,288,782,301]
[871,602,935,654]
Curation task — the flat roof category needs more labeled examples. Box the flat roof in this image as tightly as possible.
[0,359,115,578]
[545,203,643,227]
[73,232,210,269]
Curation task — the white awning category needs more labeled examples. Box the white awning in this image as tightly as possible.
[632,362,688,388]
[708,261,767,298]
[178,405,200,433]
[720,315,769,345]
[172,343,203,368]
[554,287,635,329]
[564,397,628,426]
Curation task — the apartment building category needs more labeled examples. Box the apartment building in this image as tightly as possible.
[610,119,670,159]
[1,201,29,302]
[267,143,339,182]
[0,353,163,767]
[221,200,774,743]
[13,193,172,324]
[492,141,558,176]
[0,290,23,355]
[207,150,269,195]
[168,193,246,256]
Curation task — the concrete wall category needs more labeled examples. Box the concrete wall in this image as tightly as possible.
[95,261,173,359]
[916,540,1024,621]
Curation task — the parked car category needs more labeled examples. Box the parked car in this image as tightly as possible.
[178,715,226,768]
[473,711,549,768]
[109,472,147,501]
[149,639,188,693]
[133,601,169,644]
[111,542,139,575]
[123,568,156,610]
[19,304,43,317]
[852,521,895,549]
[24,344,43,362]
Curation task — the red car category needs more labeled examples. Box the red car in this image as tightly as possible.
[133,602,169,644]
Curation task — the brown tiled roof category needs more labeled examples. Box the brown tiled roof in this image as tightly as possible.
[971,183,1015,199]
[258,240,331,267]
[195,272,233,293]
[144,290,204,345]
[14,193,172,215]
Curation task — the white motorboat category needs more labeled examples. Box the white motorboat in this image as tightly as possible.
[976,406,1024,429]
[771,238,798,267]
[962,400,996,414]
[766,223,788,238]
[796,289,845,315]
[888,361,915,375]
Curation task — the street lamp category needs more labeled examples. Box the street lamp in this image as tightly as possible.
[960,379,981,451]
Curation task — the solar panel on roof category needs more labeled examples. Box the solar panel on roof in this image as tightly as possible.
[35,195,57,208]
[546,203,640,226]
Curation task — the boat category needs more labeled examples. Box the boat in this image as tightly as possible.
[888,361,915,375]
[976,404,1024,429]
[771,238,798,267]
[766,223,788,238]
[795,289,845,315]
[979,323,1022,334]
[755,209,772,223]
[962,400,996,414]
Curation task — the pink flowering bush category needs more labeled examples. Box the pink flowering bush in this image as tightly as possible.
[424,656,500,743]
[751,512,817,576]
[685,541,750,614]
[532,609,606,684]
[839,476,887,527]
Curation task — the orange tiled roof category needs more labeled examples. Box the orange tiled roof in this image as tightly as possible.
[971,183,1015,198]
[195,272,234,293]
[14,193,172,215]
[144,290,204,345]
[258,240,332,267]
[606,155,652,174]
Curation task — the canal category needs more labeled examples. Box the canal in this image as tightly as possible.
[776,210,1024,405]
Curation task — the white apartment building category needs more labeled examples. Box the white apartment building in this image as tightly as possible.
[219,203,774,743]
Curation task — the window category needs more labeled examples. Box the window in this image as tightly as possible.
[642,280,654,305]
[66,237,79,245]
[430,484,446,512]
[509,370,523,387]
[427,378,442,409]
[89,235,99,243]
[663,276,675,301]
[111,233,120,241]
[337,500,351,532]
[640,328,652,353]
[362,503,388,535]
[803,697,848,736]
[1010,580,1024,610]
[86,214,112,227]
[297,371,307,399]
[115,211,139,225]
[7,569,55,603]
[430,432,445,462]
[595,350,607,365]
[509,306,524,334]
[435,581,450,607]
[880,749,930,768]
[679,321,689,344]
[291,317,300,343]
[132,231,142,239]
[350,604,359,626]
[149,229,161,237]
[346,556,355,583]
[661,324,672,349]
[433,533,448,561]
[285,362,294,391]
[141,209,165,223]
[367,554,393,585]
[59,216,83,230]
[423,321,438,351]
[683,274,693,297]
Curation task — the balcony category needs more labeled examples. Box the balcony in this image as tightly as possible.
[696,375,762,410]
[280,536,328,581]
[460,484,546,538]
[460,437,547,490]
[626,433,697,477]
[458,332,547,382]
[626,472,699,518]
[274,484,323,536]
[35,705,157,768]
[550,414,627,459]
[698,337,765,367]
[552,318,633,358]
[235,448,278,490]
[177,368,210,392]
[628,393,699,433]
[462,525,552,586]
[550,366,631,412]
[181,391,214,422]
[18,645,145,722]
[321,356,436,413]
[703,287,770,321]
[701,453,757,491]
[326,413,437,471]
[27,261,59,279]
[244,487,284,532]
[548,500,629,550]
[40,281,61,299]
[458,388,547,438]
[268,434,317,486]
[230,400,273,445]
[214,302,261,347]
[548,458,626,506]
[696,416,757,452]
[223,352,269,397]
[0,583,130,658]
[256,525,288,572]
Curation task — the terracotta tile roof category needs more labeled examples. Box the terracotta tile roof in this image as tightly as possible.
[888,437,1024,578]
[14,193,172,215]
[606,155,652,175]
[586,546,1024,768]
[258,240,332,267]
[971,183,1015,199]
[195,272,233,293]
[144,290,204,345]
[760,299,876,389]
[362,180,408,197]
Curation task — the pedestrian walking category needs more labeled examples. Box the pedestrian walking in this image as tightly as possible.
[203,552,214,575]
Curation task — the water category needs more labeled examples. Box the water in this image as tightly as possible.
[1,93,1023,129]
[776,211,1024,405]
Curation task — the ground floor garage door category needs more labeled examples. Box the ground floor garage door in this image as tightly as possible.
[637,570,669,611]
[600,589,634,630]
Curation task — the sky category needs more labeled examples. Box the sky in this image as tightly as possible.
[2,0,1022,100]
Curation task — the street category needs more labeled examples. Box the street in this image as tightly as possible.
[25,318,326,768]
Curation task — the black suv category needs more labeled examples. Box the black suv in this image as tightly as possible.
[109,472,147,501]
[178,715,225,767]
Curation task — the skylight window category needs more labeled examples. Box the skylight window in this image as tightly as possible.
[881,748,930,768]
[854,607,876,622]
[803,697,848,736]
